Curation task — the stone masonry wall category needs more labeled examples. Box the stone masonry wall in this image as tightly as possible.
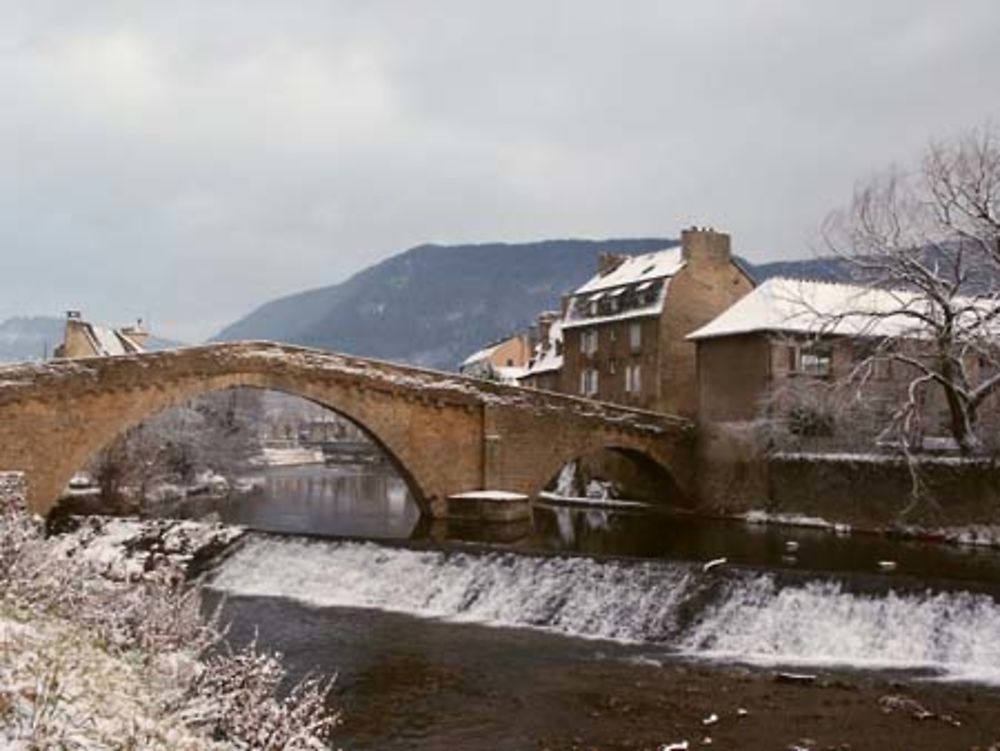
[697,422,1000,527]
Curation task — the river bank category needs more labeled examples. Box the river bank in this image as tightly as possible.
[1,471,338,749]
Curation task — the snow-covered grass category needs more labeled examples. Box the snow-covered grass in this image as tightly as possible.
[0,486,338,749]
[772,450,1000,466]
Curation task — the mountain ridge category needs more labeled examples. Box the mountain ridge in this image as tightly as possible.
[215,238,685,368]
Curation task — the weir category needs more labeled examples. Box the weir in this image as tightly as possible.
[211,535,1000,684]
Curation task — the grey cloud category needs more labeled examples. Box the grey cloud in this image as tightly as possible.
[3,0,999,341]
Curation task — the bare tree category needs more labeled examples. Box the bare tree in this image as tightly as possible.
[822,124,1000,455]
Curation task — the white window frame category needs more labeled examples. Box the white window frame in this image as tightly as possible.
[625,364,642,394]
[629,321,642,353]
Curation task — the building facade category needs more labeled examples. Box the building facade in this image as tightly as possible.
[688,276,995,448]
[557,228,754,417]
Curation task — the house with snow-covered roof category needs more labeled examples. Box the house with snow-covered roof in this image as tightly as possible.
[458,333,531,384]
[686,276,981,435]
[558,227,754,416]
[53,310,149,359]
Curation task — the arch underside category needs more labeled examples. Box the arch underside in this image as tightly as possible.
[531,440,687,506]
[33,371,436,517]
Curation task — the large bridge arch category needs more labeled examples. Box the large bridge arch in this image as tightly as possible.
[38,375,436,517]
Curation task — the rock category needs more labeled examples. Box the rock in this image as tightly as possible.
[702,558,727,573]
[877,694,934,721]
[775,672,817,685]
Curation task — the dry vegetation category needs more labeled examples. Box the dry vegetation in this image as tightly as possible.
[0,485,338,749]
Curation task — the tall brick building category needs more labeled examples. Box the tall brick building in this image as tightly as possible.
[556,228,754,417]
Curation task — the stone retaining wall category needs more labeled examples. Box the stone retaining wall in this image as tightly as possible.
[696,423,1000,527]
[764,455,1000,527]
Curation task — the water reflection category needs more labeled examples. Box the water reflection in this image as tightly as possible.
[165,463,1000,585]
[172,464,421,538]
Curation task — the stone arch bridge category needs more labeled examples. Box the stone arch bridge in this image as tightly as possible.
[0,342,694,517]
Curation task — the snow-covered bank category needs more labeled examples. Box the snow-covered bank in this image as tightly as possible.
[47,515,246,581]
[741,508,1000,550]
[0,611,217,749]
[1,475,338,749]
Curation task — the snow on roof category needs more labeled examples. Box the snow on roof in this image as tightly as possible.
[460,341,501,367]
[89,325,129,356]
[493,365,528,384]
[521,320,564,377]
[687,277,937,341]
[563,280,669,330]
[574,248,685,295]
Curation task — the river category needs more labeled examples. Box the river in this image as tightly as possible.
[175,464,1000,749]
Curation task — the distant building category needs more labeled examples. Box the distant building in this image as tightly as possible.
[519,311,563,392]
[53,310,149,359]
[558,228,754,417]
[459,333,531,384]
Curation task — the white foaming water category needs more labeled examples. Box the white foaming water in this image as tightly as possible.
[211,537,698,643]
[211,537,1000,683]
[681,577,1000,682]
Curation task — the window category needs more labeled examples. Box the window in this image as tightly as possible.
[579,368,599,396]
[629,322,642,353]
[580,329,599,356]
[625,364,642,394]
[790,342,832,377]
[608,358,617,375]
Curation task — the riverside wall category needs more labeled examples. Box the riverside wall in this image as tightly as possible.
[696,423,1000,527]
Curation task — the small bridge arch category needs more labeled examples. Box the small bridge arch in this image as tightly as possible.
[525,435,688,503]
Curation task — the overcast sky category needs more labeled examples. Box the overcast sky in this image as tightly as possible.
[3,1,999,341]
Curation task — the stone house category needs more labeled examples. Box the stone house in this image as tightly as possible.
[459,333,531,383]
[557,228,754,417]
[53,310,149,359]
[687,276,982,446]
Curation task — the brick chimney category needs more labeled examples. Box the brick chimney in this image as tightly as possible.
[597,252,628,276]
[681,226,731,266]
